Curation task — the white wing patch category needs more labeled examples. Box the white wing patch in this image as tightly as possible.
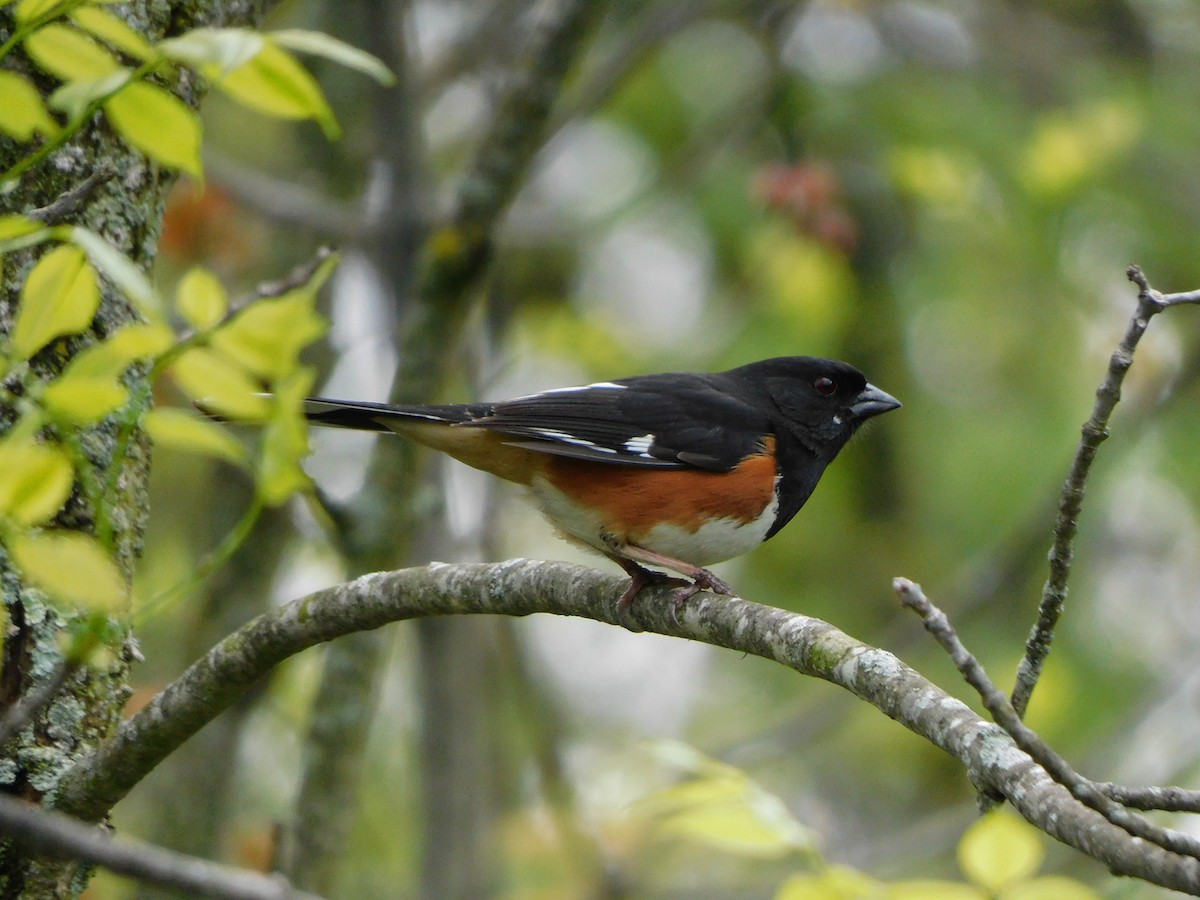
[530,427,617,453]
[509,381,627,401]
[623,433,656,458]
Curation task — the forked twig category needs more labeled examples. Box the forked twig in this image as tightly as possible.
[1013,265,1200,717]
[897,577,1200,862]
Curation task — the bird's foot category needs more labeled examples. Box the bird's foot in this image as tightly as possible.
[616,566,688,631]
[666,569,733,627]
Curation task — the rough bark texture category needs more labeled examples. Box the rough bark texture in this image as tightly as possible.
[0,2,276,895]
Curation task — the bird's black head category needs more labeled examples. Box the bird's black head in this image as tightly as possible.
[729,356,901,457]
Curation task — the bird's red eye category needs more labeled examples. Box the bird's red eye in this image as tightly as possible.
[814,376,836,396]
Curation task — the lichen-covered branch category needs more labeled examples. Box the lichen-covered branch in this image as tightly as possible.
[52,560,1200,895]
[898,577,1200,863]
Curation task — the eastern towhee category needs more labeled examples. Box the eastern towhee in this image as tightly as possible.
[305,356,900,619]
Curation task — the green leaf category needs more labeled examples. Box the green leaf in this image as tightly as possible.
[60,323,175,382]
[12,244,99,360]
[209,288,327,382]
[157,27,264,75]
[14,0,65,23]
[217,40,340,138]
[0,70,60,140]
[68,226,158,316]
[256,367,315,504]
[42,376,128,424]
[24,24,120,82]
[175,266,228,329]
[11,530,125,612]
[48,69,132,122]
[0,441,74,525]
[269,29,395,85]
[170,347,270,421]
[0,216,44,240]
[70,7,155,60]
[958,813,1044,892]
[143,407,248,464]
[104,81,203,179]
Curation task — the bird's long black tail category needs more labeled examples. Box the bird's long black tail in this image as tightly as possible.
[302,398,492,432]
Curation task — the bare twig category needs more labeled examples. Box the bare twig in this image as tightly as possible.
[1013,266,1200,717]
[1096,783,1200,813]
[249,245,338,302]
[0,794,320,900]
[896,576,1200,863]
[25,166,116,225]
[0,662,76,748]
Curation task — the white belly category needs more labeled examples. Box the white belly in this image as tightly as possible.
[529,475,779,567]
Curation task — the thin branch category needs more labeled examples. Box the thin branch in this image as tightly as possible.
[0,793,320,900]
[1096,783,1200,814]
[26,167,116,225]
[896,576,1200,863]
[1012,266,1200,716]
[48,560,1200,894]
[248,245,338,303]
[0,661,76,748]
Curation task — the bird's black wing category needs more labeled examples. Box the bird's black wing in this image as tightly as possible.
[470,373,772,471]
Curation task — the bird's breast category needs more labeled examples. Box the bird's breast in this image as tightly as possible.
[529,447,781,566]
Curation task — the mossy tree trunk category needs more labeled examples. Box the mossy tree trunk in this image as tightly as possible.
[0,2,274,896]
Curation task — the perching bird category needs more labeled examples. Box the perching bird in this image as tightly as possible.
[304,357,900,619]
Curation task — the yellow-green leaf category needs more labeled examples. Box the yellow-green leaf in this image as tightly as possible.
[104,81,203,179]
[12,244,99,360]
[209,289,327,382]
[269,29,395,85]
[0,441,74,525]
[256,367,315,504]
[25,24,120,82]
[143,407,248,464]
[170,347,270,421]
[654,799,810,859]
[636,740,816,860]
[999,876,1100,900]
[61,323,175,382]
[0,216,44,241]
[958,813,1044,892]
[176,266,228,329]
[11,530,125,611]
[42,376,128,424]
[157,27,264,75]
[68,226,159,317]
[70,7,155,60]
[14,0,61,21]
[0,70,60,140]
[217,40,340,138]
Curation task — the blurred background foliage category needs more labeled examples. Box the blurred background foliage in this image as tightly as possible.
[100,0,1200,897]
